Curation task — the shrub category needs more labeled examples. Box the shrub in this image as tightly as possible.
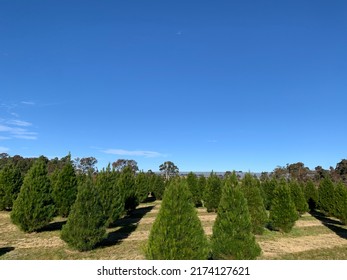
[146,178,209,260]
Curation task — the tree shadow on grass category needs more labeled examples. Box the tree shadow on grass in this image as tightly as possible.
[37,220,67,232]
[0,247,15,256]
[310,210,347,239]
[98,205,155,248]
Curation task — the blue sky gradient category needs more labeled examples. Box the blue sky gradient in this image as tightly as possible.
[1,1,346,172]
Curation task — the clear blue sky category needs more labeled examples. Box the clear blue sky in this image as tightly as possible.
[1,1,346,172]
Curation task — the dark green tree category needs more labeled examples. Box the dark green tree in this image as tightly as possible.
[146,178,209,259]
[0,163,23,210]
[241,173,268,235]
[61,175,107,251]
[159,161,179,180]
[211,183,261,260]
[151,174,165,200]
[304,179,318,211]
[95,165,124,226]
[11,158,55,232]
[318,177,335,215]
[135,171,150,203]
[289,180,309,215]
[333,182,347,224]
[269,179,298,233]
[118,166,138,212]
[260,178,277,210]
[203,172,222,212]
[52,162,78,217]
[186,172,203,207]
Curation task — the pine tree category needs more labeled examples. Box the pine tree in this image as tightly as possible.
[52,162,78,217]
[135,171,150,203]
[304,179,318,211]
[318,177,335,216]
[269,179,298,233]
[146,178,209,260]
[118,166,138,212]
[151,174,165,200]
[260,178,277,210]
[211,183,261,260]
[289,180,309,215]
[95,165,124,226]
[241,173,268,235]
[11,158,55,232]
[0,163,23,210]
[333,182,347,224]
[203,172,222,212]
[186,172,203,207]
[223,171,239,188]
[61,175,107,251]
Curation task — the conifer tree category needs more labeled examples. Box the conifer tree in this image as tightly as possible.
[151,174,165,200]
[304,179,318,211]
[95,165,124,226]
[135,171,150,203]
[289,180,309,215]
[11,158,55,232]
[198,175,207,199]
[118,166,138,212]
[211,182,261,259]
[61,175,107,251]
[241,173,268,235]
[0,163,23,210]
[223,171,239,188]
[260,178,277,210]
[203,172,222,212]
[186,172,202,207]
[146,178,209,260]
[269,179,298,233]
[52,162,78,217]
[333,182,347,224]
[318,177,335,216]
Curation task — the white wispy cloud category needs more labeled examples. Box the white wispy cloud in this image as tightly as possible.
[0,146,9,153]
[21,101,35,105]
[7,120,32,127]
[0,123,37,140]
[103,149,166,158]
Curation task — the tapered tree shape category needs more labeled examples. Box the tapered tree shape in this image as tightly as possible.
[151,174,165,200]
[95,165,124,227]
[203,172,222,212]
[304,179,318,210]
[118,166,138,212]
[135,171,150,203]
[211,183,261,260]
[146,178,209,260]
[318,177,335,216]
[61,175,107,251]
[0,163,23,210]
[186,172,203,207]
[269,179,298,233]
[260,178,277,210]
[52,162,78,217]
[241,173,268,235]
[11,158,55,232]
[333,182,347,224]
[289,180,309,215]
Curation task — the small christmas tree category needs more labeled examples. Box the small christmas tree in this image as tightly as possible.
[269,179,298,233]
[11,158,55,232]
[61,175,107,251]
[186,172,203,207]
[318,177,335,216]
[146,178,209,260]
[289,180,309,215]
[203,172,222,212]
[0,163,23,211]
[304,179,318,211]
[211,182,261,259]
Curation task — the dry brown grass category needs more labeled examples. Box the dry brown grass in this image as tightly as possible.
[1,200,347,260]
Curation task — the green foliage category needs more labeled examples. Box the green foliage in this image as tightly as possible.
[151,174,165,200]
[61,175,107,251]
[95,165,124,226]
[318,177,335,215]
[289,180,309,215]
[304,179,318,210]
[186,172,203,207]
[0,163,23,210]
[52,162,78,217]
[241,173,268,235]
[203,172,222,212]
[118,166,138,212]
[211,183,261,260]
[135,171,150,203]
[333,182,347,224]
[223,171,239,188]
[10,158,55,232]
[269,179,298,233]
[146,178,209,260]
[260,178,277,210]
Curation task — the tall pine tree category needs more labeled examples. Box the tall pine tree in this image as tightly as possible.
[11,158,55,232]
[211,182,261,259]
[146,178,209,260]
[61,175,107,251]
[0,163,23,210]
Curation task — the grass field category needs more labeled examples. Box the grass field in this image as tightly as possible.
[1,200,347,260]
